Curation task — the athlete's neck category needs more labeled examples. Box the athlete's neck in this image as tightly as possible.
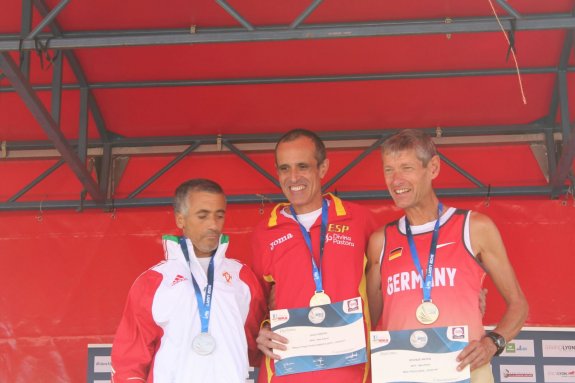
[405,197,445,226]
[288,196,324,215]
[194,246,215,258]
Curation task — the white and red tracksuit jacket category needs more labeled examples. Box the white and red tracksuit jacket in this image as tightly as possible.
[111,234,266,383]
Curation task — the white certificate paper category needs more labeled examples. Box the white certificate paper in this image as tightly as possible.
[270,297,367,376]
[370,326,470,383]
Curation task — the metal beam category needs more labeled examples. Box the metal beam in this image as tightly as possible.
[127,142,201,199]
[50,51,63,124]
[78,87,89,162]
[438,153,485,187]
[26,0,70,40]
[1,14,575,51]
[0,52,105,202]
[550,124,575,196]
[322,136,386,191]
[3,125,560,156]
[290,0,323,29]
[545,128,557,178]
[97,142,113,199]
[495,0,522,19]
[20,0,33,77]
[0,185,567,212]
[215,0,255,31]
[8,159,65,202]
[222,140,280,188]
[558,70,572,140]
[32,0,111,142]
[1,66,571,93]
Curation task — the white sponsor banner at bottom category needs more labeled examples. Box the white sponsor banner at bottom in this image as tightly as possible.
[542,340,575,358]
[94,356,111,373]
[500,365,537,382]
[502,339,535,357]
[544,365,575,383]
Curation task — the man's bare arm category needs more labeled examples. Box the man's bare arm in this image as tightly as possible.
[457,212,528,371]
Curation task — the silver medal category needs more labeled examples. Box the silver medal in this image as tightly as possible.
[192,332,216,355]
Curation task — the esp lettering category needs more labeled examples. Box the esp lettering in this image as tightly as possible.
[328,224,349,233]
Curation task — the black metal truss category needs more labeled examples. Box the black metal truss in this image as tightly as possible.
[1,66,575,93]
[0,126,571,212]
[0,2,574,211]
[2,13,575,51]
[0,52,105,203]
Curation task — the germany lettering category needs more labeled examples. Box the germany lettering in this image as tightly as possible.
[386,268,457,295]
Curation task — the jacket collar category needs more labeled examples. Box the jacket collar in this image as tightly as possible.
[266,192,347,228]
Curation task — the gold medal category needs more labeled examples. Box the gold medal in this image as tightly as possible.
[416,301,439,325]
[309,291,331,307]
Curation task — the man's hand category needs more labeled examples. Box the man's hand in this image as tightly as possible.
[456,337,497,372]
[256,324,289,360]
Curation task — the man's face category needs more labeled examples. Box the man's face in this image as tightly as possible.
[276,136,329,214]
[175,190,226,258]
[382,148,439,210]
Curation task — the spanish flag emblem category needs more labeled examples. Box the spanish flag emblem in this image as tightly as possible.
[389,247,403,261]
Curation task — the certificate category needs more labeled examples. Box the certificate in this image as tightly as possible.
[270,297,367,376]
[370,325,470,383]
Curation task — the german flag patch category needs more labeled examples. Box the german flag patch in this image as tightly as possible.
[389,247,403,261]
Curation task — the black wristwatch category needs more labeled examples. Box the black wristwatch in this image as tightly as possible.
[485,331,506,356]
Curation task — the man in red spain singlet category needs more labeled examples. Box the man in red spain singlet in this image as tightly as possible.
[366,129,528,383]
[252,129,376,383]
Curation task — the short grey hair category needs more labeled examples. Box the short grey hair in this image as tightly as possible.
[381,129,437,166]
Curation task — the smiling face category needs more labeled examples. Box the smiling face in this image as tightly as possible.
[275,136,329,214]
[382,148,439,212]
[175,190,226,258]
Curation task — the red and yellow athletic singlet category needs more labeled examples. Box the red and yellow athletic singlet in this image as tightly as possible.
[376,208,487,342]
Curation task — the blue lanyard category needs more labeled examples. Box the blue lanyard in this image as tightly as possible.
[289,198,328,294]
[405,203,443,302]
[179,236,215,334]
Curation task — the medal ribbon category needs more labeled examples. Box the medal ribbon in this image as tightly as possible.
[405,203,443,302]
[179,236,215,334]
[289,198,328,295]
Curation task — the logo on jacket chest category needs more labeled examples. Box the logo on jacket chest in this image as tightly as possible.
[270,233,294,251]
[222,271,233,284]
[326,224,355,247]
[171,274,188,286]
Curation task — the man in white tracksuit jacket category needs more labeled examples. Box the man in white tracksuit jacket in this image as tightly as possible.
[111,179,266,383]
